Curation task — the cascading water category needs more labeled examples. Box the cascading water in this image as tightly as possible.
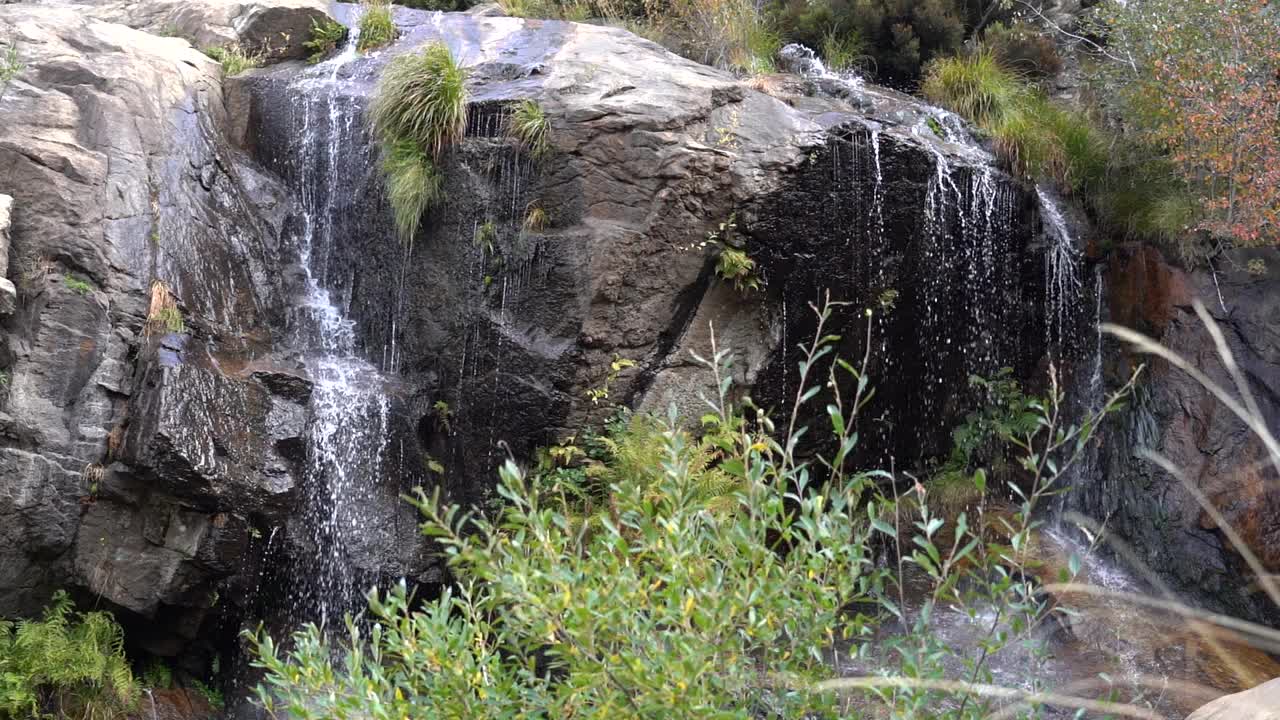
[270,24,400,626]
[1037,186,1085,357]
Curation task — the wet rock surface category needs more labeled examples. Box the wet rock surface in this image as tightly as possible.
[1089,244,1280,625]
[1186,676,1280,719]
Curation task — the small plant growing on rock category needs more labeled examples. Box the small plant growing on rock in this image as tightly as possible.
[63,275,92,295]
[706,215,759,292]
[473,220,498,254]
[586,354,635,404]
[507,99,550,159]
[1247,258,1267,276]
[0,40,23,102]
[203,44,262,75]
[304,16,348,64]
[370,42,467,243]
[357,0,397,53]
[146,280,185,335]
[522,204,549,232]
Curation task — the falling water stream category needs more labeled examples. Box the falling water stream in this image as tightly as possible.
[274,20,399,626]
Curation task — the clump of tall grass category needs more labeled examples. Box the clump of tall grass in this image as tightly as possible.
[371,42,467,158]
[357,0,397,53]
[369,42,467,243]
[507,99,550,159]
[921,50,1022,129]
[146,280,184,336]
[381,140,444,242]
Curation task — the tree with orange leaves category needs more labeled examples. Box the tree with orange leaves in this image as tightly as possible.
[1096,0,1280,246]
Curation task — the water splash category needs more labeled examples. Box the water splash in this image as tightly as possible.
[778,43,866,95]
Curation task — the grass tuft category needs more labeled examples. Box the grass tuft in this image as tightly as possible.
[381,140,444,242]
[304,16,348,64]
[921,50,1022,129]
[146,280,184,335]
[507,99,550,159]
[202,44,261,75]
[369,42,467,244]
[357,0,397,53]
[523,205,549,232]
[371,42,468,158]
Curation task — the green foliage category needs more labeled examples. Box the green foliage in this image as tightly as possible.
[982,20,1061,80]
[507,99,550,159]
[304,16,347,64]
[188,679,223,712]
[0,40,23,101]
[202,44,261,75]
[772,0,989,86]
[356,0,397,52]
[370,42,467,243]
[249,301,1138,719]
[821,29,866,73]
[381,140,444,243]
[0,591,139,719]
[921,50,1021,128]
[140,661,172,690]
[473,219,498,254]
[585,354,635,405]
[63,275,92,295]
[707,215,759,292]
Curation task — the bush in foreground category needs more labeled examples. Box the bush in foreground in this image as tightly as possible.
[250,300,1140,719]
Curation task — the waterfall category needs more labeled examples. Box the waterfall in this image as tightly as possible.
[1037,186,1085,357]
[270,28,398,625]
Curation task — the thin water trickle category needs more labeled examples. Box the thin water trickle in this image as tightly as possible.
[1037,186,1085,357]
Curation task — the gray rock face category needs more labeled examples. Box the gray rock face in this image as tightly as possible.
[1187,677,1280,720]
[0,4,305,649]
[45,0,332,60]
[0,195,13,314]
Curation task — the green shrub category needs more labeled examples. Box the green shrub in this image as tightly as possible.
[304,16,347,64]
[202,44,260,75]
[507,99,550,159]
[248,303,1137,719]
[0,591,140,719]
[370,42,467,243]
[356,0,397,53]
[140,661,172,690]
[381,140,444,243]
[982,20,1061,80]
[189,678,224,712]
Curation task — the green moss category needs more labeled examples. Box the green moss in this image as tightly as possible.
[357,0,397,52]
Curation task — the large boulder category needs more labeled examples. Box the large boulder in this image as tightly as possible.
[233,5,1049,509]
[0,3,302,650]
[1187,677,1280,720]
[41,0,332,60]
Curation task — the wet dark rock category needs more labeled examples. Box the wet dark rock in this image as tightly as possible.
[1088,244,1280,625]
